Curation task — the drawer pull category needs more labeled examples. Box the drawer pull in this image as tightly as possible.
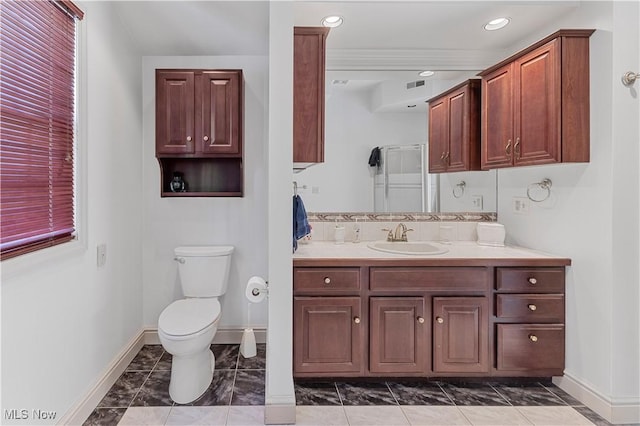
[436,316,444,324]
[528,277,538,285]
[354,317,361,324]
[417,316,425,324]
[323,277,331,284]
[528,304,537,311]
[529,334,538,342]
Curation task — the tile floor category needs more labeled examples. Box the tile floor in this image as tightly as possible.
[84,344,612,426]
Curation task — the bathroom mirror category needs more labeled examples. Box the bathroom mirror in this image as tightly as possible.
[291,1,506,214]
[295,72,498,213]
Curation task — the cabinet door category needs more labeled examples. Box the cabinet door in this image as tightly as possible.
[446,89,469,172]
[481,64,514,169]
[433,297,488,373]
[293,27,329,163]
[294,297,363,375]
[370,297,428,374]
[198,71,242,156]
[428,97,448,173]
[156,71,195,155]
[514,39,560,166]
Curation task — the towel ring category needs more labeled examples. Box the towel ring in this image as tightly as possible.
[527,178,552,202]
[453,181,466,199]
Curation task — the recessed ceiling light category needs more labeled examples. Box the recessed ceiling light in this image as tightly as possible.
[322,15,343,28]
[418,70,435,77]
[484,17,510,31]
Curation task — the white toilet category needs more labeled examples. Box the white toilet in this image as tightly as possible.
[158,245,234,404]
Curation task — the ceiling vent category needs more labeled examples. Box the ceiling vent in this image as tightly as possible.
[406,80,425,89]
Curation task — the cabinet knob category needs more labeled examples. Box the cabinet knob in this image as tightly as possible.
[354,317,361,324]
[528,334,538,342]
[323,277,331,284]
[528,277,538,285]
[203,135,210,142]
[440,152,446,165]
[514,137,521,157]
[186,136,192,142]
[505,139,512,155]
[436,317,444,324]
[528,304,537,311]
[417,316,425,324]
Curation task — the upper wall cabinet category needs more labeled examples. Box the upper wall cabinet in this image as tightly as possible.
[293,27,330,166]
[156,69,242,157]
[479,29,594,170]
[427,79,481,173]
[155,69,243,197]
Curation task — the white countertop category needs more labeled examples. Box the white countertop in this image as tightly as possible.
[293,241,567,261]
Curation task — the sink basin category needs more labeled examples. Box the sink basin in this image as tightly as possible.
[367,241,448,255]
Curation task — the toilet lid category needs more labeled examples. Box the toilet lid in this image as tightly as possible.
[158,299,220,337]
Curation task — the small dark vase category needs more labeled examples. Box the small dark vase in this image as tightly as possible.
[170,172,186,192]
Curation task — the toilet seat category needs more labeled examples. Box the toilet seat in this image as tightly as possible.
[159,298,220,338]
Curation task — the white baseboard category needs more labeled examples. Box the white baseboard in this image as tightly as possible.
[554,373,640,424]
[143,326,267,345]
[264,404,296,425]
[58,330,145,425]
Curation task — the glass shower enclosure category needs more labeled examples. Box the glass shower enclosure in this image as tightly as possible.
[373,144,438,213]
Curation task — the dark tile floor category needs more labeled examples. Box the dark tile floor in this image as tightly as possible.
[83,344,266,425]
[294,380,613,425]
[85,344,613,426]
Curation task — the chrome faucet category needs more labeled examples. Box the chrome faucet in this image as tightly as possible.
[381,223,414,242]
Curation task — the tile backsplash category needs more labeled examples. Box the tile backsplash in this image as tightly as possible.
[305,212,497,244]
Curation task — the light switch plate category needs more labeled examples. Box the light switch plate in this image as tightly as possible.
[97,243,107,268]
[512,197,530,215]
[471,195,483,210]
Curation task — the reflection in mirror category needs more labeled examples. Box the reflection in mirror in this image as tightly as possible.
[295,73,497,213]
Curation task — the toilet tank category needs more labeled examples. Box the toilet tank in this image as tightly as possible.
[174,246,234,297]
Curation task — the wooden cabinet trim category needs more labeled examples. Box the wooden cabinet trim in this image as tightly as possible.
[370,266,490,292]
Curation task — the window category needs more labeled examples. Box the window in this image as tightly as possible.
[0,0,83,260]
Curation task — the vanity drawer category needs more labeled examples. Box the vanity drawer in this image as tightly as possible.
[294,267,360,294]
[496,294,564,322]
[370,267,489,292]
[497,324,564,371]
[496,267,564,293]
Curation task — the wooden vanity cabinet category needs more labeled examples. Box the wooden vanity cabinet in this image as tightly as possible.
[155,69,243,197]
[293,267,364,376]
[427,79,481,173]
[293,27,330,165]
[494,267,565,375]
[293,261,568,379]
[480,29,594,170]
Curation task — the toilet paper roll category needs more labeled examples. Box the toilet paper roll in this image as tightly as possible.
[245,276,267,303]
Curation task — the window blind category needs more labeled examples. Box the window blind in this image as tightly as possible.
[1,0,83,260]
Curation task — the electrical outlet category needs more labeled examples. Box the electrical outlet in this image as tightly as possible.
[471,195,483,210]
[512,197,530,215]
[97,243,107,268]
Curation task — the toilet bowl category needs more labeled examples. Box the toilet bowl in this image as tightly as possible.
[158,298,221,404]
[158,245,233,404]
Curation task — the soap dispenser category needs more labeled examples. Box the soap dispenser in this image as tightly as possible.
[353,218,361,243]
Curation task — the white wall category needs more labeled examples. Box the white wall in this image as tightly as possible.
[141,56,269,331]
[0,2,143,422]
[298,87,425,212]
[495,2,640,422]
[266,2,297,423]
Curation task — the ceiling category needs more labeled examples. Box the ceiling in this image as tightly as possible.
[113,1,585,110]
